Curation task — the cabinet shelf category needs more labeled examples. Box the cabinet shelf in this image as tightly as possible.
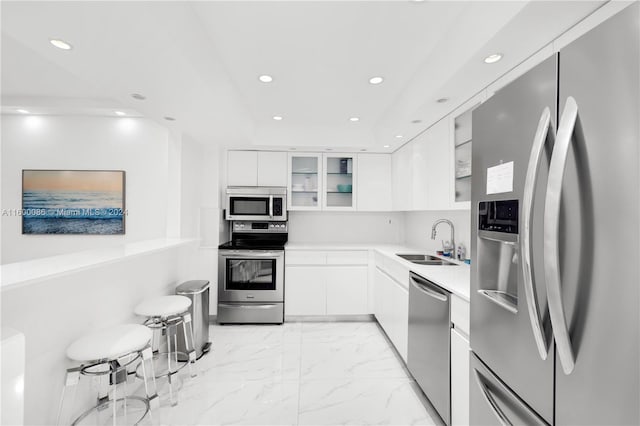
[327,172,352,176]
[292,171,318,175]
[326,191,352,194]
[455,174,471,180]
[291,190,318,194]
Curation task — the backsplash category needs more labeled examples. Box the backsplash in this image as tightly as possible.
[288,211,404,244]
[403,210,471,258]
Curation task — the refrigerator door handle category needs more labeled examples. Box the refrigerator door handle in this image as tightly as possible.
[544,96,578,375]
[473,369,512,426]
[521,106,554,360]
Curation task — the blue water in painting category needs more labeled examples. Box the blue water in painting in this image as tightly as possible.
[23,191,124,234]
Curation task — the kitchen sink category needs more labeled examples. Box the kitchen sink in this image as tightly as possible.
[396,253,457,266]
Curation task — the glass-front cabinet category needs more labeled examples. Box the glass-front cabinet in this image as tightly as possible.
[288,153,357,211]
[323,154,357,210]
[288,153,322,210]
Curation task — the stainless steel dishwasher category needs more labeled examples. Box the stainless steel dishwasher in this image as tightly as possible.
[408,271,451,425]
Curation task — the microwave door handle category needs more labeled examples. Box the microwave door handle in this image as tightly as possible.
[521,106,553,360]
[269,195,273,218]
[544,96,578,375]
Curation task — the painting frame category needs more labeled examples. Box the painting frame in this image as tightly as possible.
[21,169,126,235]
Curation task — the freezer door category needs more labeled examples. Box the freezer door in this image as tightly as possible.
[470,56,556,424]
[552,3,639,424]
[470,353,548,426]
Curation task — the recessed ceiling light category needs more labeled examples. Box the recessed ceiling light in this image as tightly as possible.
[349,117,360,122]
[383,145,390,148]
[115,111,126,116]
[259,75,273,83]
[17,109,29,114]
[360,149,367,152]
[131,93,146,100]
[395,135,403,139]
[436,97,449,103]
[164,116,176,121]
[326,148,333,151]
[369,76,384,85]
[273,116,283,121]
[290,148,297,151]
[484,53,503,64]
[49,38,72,50]
[411,119,422,124]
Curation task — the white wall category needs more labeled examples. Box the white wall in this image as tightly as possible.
[1,115,171,264]
[287,211,404,244]
[403,210,471,259]
[1,243,198,425]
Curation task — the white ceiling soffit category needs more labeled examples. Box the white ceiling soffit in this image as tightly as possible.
[1,1,253,145]
[380,0,607,148]
[1,1,607,151]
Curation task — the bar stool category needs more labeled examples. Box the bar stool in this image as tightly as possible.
[134,295,197,406]
[57,324,159,426]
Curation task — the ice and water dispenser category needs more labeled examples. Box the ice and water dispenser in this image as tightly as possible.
[477,200,519,313]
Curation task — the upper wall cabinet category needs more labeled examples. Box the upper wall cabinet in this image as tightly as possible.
[288,153,359,211]
[288,153,323,210]
[323,154,357,211]
[227,150,287,187]
[391,143,414,211]
[449,93,486,210]
[357,154,392,211]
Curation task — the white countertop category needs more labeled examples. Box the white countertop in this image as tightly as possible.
[286,242,470,302]
[0,238,198,291]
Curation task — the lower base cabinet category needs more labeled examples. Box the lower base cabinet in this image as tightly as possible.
[451,327,470,426]
[374,267,408,361]
[285,250,369,317]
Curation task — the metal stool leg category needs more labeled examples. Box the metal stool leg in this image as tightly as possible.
[181,313,197,378]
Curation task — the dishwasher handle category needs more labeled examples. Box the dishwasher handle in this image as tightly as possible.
[409,273,449,302]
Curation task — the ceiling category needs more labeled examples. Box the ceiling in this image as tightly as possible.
[1,1,606,152]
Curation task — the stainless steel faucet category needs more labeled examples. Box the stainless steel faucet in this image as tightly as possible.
[431,219,455,256]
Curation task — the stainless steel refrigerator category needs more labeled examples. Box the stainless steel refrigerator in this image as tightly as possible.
[470,3,639,425]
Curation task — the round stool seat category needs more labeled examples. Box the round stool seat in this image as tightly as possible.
[134,295,191,318]
[67,324,152,363]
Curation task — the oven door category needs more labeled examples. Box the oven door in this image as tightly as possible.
[218,250,284,302]
[226,195,287,221]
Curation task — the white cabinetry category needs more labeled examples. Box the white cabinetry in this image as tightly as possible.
[285,249,369,316]
[288,153,322,210]
[285,266,326,315]
[450,294,470,426]
[357,154,392,211]
[323,154,357,211]
[227,150,287,187]
[373,265,409,361]
[227,151,258,186]
[392,118,452,211]
[391,143,413,211]
[257,151,287,186]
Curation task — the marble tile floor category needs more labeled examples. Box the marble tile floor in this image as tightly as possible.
[137,321,441,426]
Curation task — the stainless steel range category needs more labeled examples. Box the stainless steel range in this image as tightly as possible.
[217,220,287,324]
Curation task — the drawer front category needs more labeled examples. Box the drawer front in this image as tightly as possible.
[285,251,327,265]
[326,250,368,265]
[451,294,470,337]
[374,251,387,270]
[385,258,409,289]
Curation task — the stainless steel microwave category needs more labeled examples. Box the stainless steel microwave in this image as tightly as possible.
[225,187,287,221]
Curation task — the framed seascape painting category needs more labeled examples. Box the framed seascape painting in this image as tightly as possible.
[22,170,126,235]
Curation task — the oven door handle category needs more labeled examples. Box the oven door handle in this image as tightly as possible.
[218,303,279,309]
[220,251,283,258]
[269,195,273,218]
